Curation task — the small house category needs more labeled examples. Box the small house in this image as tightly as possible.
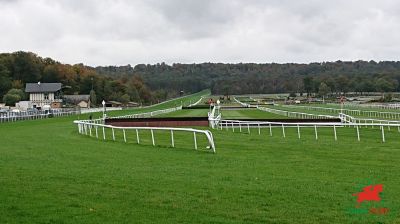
[64,95,91,108]
[107,101,122,107]
[25,82,62,108]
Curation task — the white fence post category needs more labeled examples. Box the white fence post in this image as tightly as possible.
[334,125,337,141]
[171,130,175,147]
[297,124,300,139]
[193,132,197,150]
[151,129,155,146]
[314,125,318,140]
[269,124,272,136]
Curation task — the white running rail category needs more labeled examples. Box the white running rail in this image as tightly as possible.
[74,120,216,153]
[234,97,337,119]
[81,107,122,114]
[257,106,338,119]
[110,106,182,119]
[218,119,400,143]
[233,97,251,107]
[188,98,203,107]
[281,104,400,120]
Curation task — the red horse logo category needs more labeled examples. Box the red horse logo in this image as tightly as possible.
[352,184,383,207]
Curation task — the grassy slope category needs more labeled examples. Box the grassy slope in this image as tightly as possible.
[222,109,290,119]
[1,99,400,223]
[82,90,209,119]
[156,109,210,117]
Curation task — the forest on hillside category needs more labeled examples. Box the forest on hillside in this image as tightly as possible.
[1,51,400,106]
[0,52,173,106]
[95,61,400,97]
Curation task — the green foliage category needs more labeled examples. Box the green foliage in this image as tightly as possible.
[0,52,168,105]
[4,51,400,104]
[2,93,20,106]
[375,77,397,93]
[303,76,314,96]
[95,61,400,95]
[89,90,97,106]
[318,82,330,97]
[2,88,24,106]
[0,63,11,98]
[7,88,25,99]
[120,94,130,104]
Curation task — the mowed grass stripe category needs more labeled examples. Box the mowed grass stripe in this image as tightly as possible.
[1,108,400,223]
[221,109,289,119]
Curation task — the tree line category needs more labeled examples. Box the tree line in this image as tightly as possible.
[95,61,400,98]
[2,51,400,106]
[0,52,175,106]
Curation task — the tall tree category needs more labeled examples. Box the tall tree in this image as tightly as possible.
[0,63,11,97]
[318,82,330,101]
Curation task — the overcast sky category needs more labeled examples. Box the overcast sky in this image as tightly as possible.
[1,0,400,66]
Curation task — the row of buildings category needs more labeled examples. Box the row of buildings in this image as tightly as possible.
[16,82,138,111]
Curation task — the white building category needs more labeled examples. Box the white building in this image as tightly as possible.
[25,82,62,108]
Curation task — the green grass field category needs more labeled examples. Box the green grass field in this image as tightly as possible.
[1,93,400,223]
[160,108,290,119]
[156,109,210,117]
[261,104,400,121]
[80,90,209,119]
[221,109,289,119]
[290,103,400,114]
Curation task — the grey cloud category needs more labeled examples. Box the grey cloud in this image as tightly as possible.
[1,0,400,66]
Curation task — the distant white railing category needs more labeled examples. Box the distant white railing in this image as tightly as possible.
[110,106,182,119]
[0,109,79,123]
[328,102,400,110]
[234,97,337,119]
[218,119,400,143]
[74,119,216,153]
[339,113,400,127]
[139,91,206,109]
[233,97,251,107]
[282,104,400,120]
[188,97,203,107]
[80,107,122,114]
[257,106,338,119]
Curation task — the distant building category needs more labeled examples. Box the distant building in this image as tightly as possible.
[63,95,91,108]
[25,82,62,108]
[107,101,122,107]
[127,102,140,107]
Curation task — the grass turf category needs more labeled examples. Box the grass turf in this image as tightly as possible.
[155,109,210,117]
[262,104,400,121]
[1,100,400,223]
[221,109,290,119]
